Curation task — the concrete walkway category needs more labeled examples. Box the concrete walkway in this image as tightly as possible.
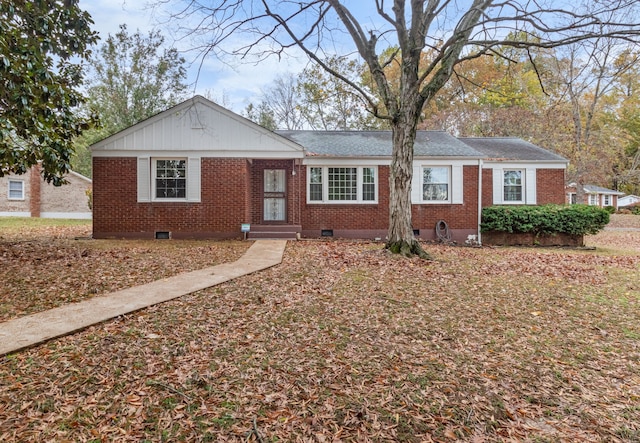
[0,240,287,355]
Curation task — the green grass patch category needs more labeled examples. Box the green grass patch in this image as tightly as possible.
[0,216,91,230]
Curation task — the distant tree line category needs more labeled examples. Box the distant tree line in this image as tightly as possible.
[247,38,640,197]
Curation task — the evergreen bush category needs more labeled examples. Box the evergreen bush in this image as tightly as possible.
[481,205,610,236]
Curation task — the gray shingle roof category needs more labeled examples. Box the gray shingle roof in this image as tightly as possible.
[583,184,624,195]
[276,130,485,157]
[459,137,567,162]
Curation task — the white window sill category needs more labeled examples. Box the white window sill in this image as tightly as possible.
[307,201,378,205]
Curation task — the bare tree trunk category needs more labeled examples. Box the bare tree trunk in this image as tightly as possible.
[386,108,431,259]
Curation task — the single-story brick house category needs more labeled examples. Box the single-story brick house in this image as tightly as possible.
[0,164,92,219]
[565,183,624,209]
[91,96,567,242]
[618,194,640,207]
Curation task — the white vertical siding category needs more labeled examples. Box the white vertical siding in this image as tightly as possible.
[93,99,303,157]
[137,157,150,202]
[492,167,503,205]
[525,169,536,204]
[451,165,463,204]
[187,157,201,202]
[411,164,422,202]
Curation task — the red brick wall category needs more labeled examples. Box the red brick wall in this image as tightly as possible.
[93,157,566,241]
[300,165,481,242]
[536,169,566,204]
[93,157,250,239]
[482,169,494,208]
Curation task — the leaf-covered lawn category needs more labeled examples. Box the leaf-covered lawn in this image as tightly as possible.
[0,223,249,322]
[1,219,639,441]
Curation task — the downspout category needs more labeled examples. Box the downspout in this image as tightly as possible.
[477,158,483,245]
[294,155,303,230]
[292,158,299,226]
[299,157,303,227]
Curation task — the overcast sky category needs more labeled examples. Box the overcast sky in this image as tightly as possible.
[79,0,311,112]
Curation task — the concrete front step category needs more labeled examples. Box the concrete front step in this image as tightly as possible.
[248,231,298,240]
[247,224,301,240]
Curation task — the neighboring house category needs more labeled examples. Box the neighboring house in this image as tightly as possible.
[0,164,92,219]
[566,184,624,209]
[91,96,567,243]
[618,194,640,207]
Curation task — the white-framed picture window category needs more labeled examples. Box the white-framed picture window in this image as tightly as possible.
[307,166,377,203]
[588,194,598,206]
[8,180,24,200]
[603,194,612,206]
[328,167,357,201]
[503,169,524,202]
[422,166,450,202]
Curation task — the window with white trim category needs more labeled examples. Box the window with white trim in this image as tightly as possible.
[603,194,612,206]
[422,166,450,201]
[588,194,598,206]
[307,166,377,203]
[503,170,524,202]
[154,159,186,199]
[362,167,376,201]
[8,180,24,200]
[309,167,323,201]
[137,157,200,203]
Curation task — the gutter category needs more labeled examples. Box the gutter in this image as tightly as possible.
[477,158,483,245]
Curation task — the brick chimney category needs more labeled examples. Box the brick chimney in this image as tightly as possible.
[29,163,41,218]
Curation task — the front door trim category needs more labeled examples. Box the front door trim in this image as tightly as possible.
[263,169,287,223]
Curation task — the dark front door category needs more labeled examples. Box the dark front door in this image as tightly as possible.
[263,169,286,222]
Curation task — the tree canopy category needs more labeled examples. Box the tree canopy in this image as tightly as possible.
[86,24,188,133]
[0,0,97,184]
[72,24,189,177]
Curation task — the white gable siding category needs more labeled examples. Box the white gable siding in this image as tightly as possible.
[92,97,303,159]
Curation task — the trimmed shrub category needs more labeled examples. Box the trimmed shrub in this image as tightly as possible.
[481,204,610,236]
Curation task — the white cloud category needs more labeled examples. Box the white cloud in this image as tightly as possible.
[80,0,154,40]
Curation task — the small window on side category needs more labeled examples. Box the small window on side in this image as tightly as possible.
[8,180,24,200]
[503,170,523,202]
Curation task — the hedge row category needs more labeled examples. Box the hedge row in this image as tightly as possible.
[481,204,610,236]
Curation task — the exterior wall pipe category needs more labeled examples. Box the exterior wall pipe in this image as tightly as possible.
[477,158,483,245]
